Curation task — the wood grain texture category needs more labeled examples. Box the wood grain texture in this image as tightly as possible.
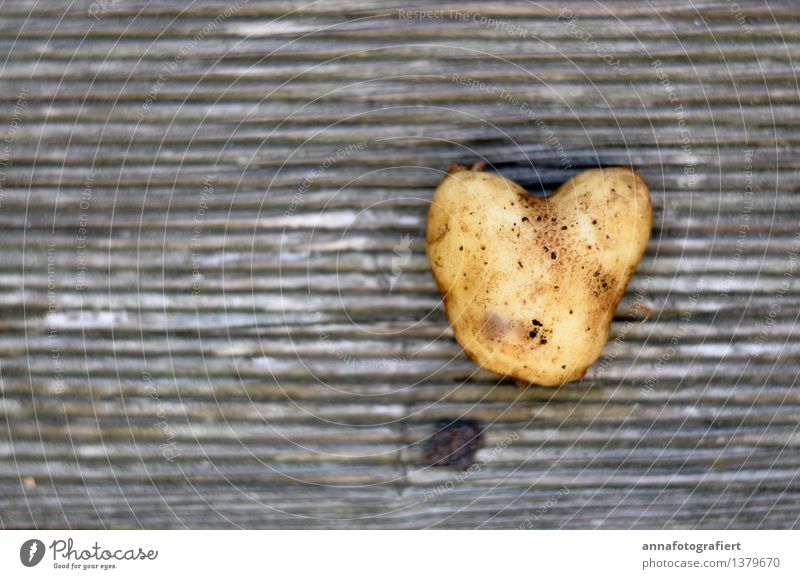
[0,0,798,529]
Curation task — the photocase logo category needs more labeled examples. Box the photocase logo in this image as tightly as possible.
[390,234,413,291]
[20,539,45,567]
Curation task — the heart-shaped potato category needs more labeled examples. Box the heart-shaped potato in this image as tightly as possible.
[427,165,652,386]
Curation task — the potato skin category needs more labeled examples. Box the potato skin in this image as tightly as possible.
[427,166,652,386]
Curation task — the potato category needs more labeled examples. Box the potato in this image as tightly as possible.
[427,164,652,386]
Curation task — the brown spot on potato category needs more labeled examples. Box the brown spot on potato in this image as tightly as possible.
[430,224,448,242]
[481,313,509,342]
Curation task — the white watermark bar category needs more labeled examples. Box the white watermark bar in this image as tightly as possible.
[0,530,798,577]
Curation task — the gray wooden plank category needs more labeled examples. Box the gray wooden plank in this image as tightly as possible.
[0,0,798,529]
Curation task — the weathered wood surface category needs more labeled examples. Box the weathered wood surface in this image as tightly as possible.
[0,0,798,529]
